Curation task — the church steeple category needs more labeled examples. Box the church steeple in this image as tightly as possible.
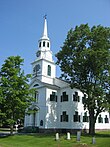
[32,16,56,83]
[37,16,51,53]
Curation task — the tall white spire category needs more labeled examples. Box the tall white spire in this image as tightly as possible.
[42,15,49,40]
[37,16,52,60]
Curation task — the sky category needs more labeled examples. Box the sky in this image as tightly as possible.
[0,0,110,77]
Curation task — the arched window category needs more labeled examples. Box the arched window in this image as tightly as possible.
[43,41,45,47]
[40,120,43,126]
[47,42,49,47]
[33,91,39,102]
[39,42,41,47]
[47,65,51,76]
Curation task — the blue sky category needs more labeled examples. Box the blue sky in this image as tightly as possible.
[0,0,110,77]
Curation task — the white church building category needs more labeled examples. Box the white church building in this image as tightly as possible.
[24,17,110,133]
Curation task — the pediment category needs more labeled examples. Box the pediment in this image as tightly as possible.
[30,78,44,89]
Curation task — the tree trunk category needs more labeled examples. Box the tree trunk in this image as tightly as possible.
[10,124,14,135]
[89,109,96,135]
[10,114,14,135]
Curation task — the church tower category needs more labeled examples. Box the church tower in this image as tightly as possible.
[31,16,56,84]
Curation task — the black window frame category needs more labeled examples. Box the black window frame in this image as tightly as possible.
[60,111,68,122]
[61,92,68,102]
[98,114,103,123]
[50,92,57,102]
[40,120,43,126]
[47,65,51,76]
[82,94,86,104]
[73,111,80,122]
[105,115,109,123]
[73,92,80,102]
[83,112,89,122]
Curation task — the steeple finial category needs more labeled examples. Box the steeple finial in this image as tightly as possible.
[42,15,48,39]
[44,14,47,19]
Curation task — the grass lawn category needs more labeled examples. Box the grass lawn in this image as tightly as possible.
[0,131,110,147]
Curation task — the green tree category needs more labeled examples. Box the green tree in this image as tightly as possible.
[56,24,110,135]
[0,56,34,134]
[0,85,5,127]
